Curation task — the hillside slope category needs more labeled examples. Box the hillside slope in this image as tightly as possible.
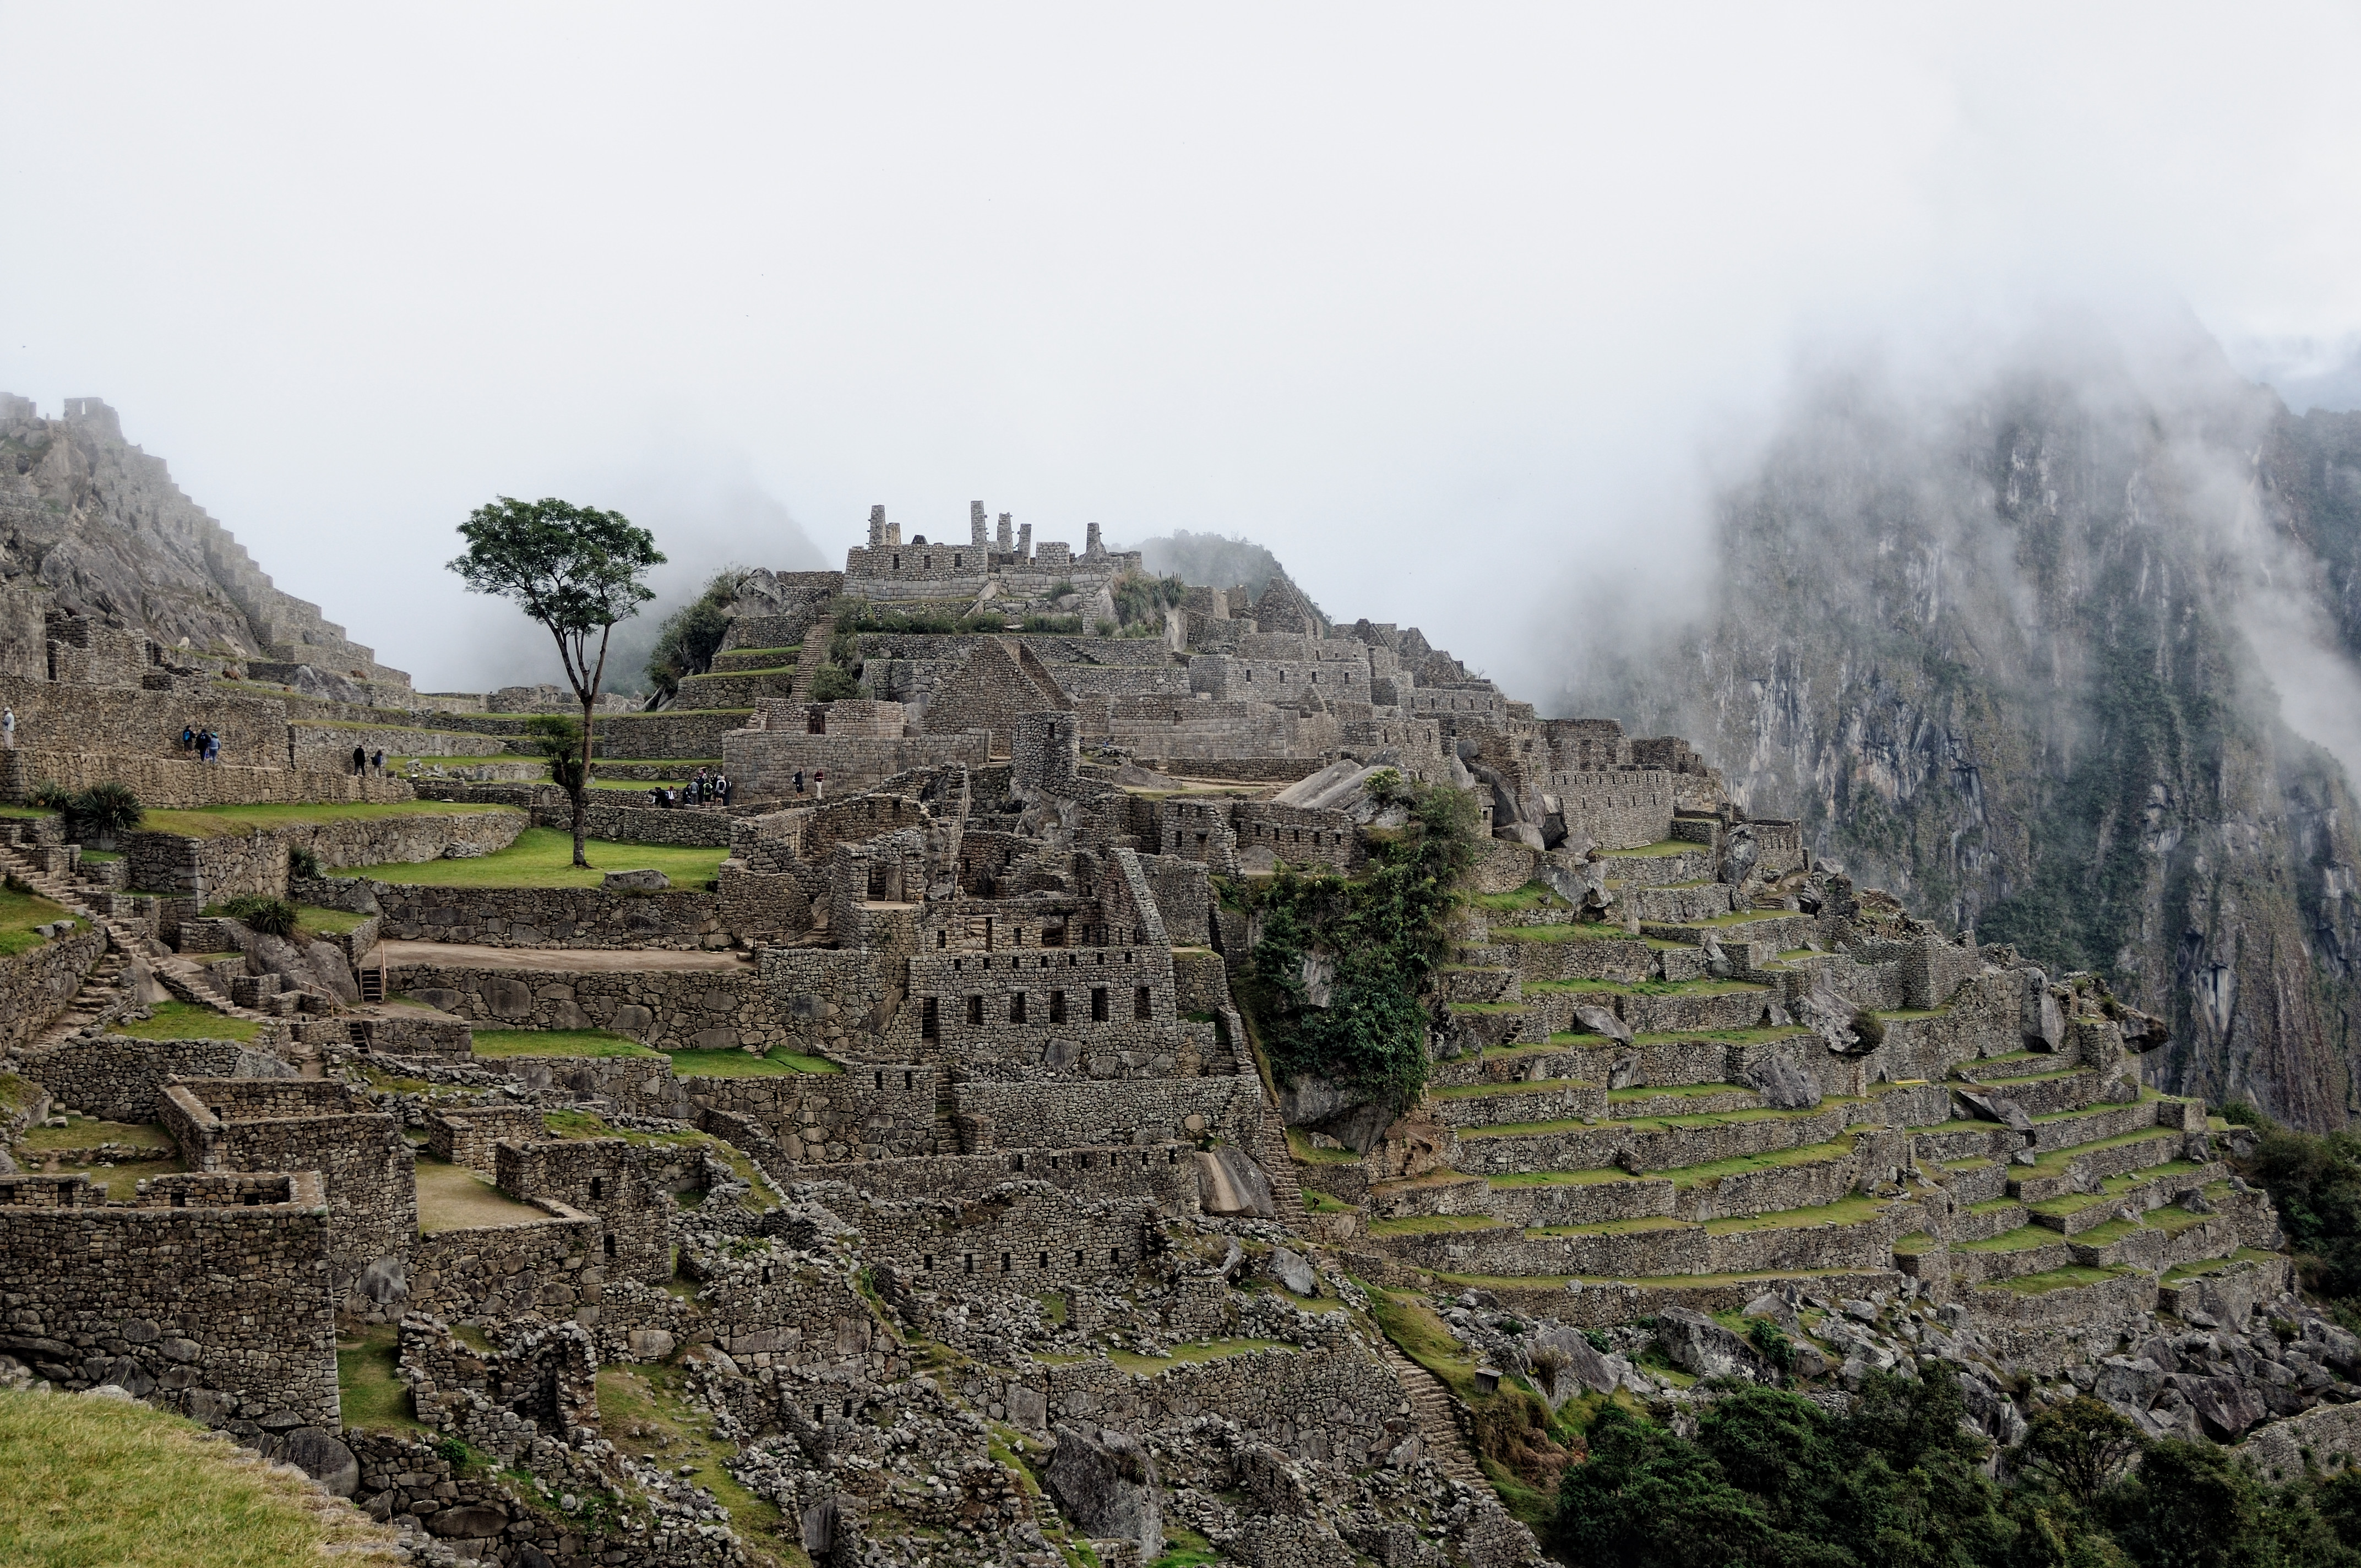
[1562,329,2361,1129]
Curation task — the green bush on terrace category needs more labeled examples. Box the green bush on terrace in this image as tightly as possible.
[1225,774,1480,1115]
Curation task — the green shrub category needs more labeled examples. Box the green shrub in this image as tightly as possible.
[524,715,586,793]
[224,895,299,938]
[1746,1319,1793,1373]
[288,846,322,880]
[28,781,73,810]
[809,665,863,703]
[1228,778,1481,1114]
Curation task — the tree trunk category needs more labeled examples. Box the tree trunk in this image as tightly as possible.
[574,694,595,868]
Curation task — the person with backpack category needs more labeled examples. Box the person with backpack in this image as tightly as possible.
[351,744,366,775]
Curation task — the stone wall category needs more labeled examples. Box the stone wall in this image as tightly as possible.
[986,1343,1402,1464]
[423,1106,544,1172]
[0,921,106,1052]
[125,807,525,899]
[407,1207,603,1326]
[369,884,726,950]
[584,710,750,762]
[2,749,417,809]
[722,727,992,798]
[950,1076,1266,1152]
[290,722,519,769]
[496,1139,674,1284]
[0,1170,338,1429]
[793,1144,1201,1212]
[160,1078,417,1293]
[837,1182,1157,1291]
[18,1033,291,1121]
[394,961,786,1051]
[0,674,290,766]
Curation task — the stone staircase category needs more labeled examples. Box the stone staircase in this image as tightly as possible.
[1371,1334,1488,1486]
[786,618,836,701]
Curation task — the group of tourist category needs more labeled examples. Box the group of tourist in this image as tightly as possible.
[647,766,732,809]
[179,724,224,763]
[349,745,387,776]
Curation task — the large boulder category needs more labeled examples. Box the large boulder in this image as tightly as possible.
[1741,1055,1822,1110]
[1655,1307,1767,1381]
[1046,1425,1161,1562]
[602,868,670,893]
[1571,1005,1632,1046]
[1267,1246,1318,1298]
[1957,1090,2034,1134]
[1194,1147,1277,1218]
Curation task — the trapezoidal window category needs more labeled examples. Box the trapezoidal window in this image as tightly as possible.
[1009,992,1026,1024]
[1091,987,1109,1022]
[921,997,939,1040]
[967,995,984,1027]
[1134,986,1152,1021]
[1049,989,1066,1024]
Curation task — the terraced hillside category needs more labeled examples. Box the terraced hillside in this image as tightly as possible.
[1308,819,2275,1358]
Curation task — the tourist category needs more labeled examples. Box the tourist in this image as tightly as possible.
[716,772,730,807]
[815,767,826,801]
[371,749,385,775]
[647,787,663,807]
[351,744,366,775]
[794,769,805,796]
[1,707,12,750]
[687,776,702,807]
[179,724,194,752]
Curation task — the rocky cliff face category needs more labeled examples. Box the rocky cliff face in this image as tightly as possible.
[1564,331,2361,1129]
[0,394,406,693]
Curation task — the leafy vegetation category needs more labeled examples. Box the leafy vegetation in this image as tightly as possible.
[1226,776,1481,1114]
[447,494,665,866]
[523,714,586,793]
[2223,1102,2361,1299]
[59,781,143,846]
[809,663,863,703]
[1549,1372,2361,1568]
[643,566,750,701]
[1110,569,1185,629]
[221,894,298,937]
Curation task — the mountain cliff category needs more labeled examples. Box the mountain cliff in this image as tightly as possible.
[1559,325,2361,1130]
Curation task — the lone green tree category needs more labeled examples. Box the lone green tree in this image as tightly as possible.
[447,497,663,867]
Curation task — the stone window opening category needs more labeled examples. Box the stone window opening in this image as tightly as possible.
[903,1069,915,1090]
[1167,1149,1178,1164]
[241,1191,262,1207]
[922,998,939,1040]
[967,995,984,1026]
[924,1253,935,1269]
[1000,1251,1011,1272]
[842,1398,855,1418]
[1043,923,1065,947]
[1049,989,1066,1024]
[875,1070,886,1089]
[763,1266,775,1284]
[893,553,901,568]
[1073,1249,1084,1267]
[1134,986,1152,1020]
[963,1254,974,1274]
[589,1177,603,1200]
[171,1190,187,1208]
[815,1405,825,1424]
[1009,993,1026,1023]
[937,930,948,949]
[1038,1250,1049,1269]
[1013,1153,1025,1171]
[1091,987,1109,1022]
[603,1234,617,1258]
[1108,1247,1123,1265]
[953,957,963,972]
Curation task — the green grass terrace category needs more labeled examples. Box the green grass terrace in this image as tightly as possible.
[0,882,80,956]
[135,801,519,839]
[346,826,726,888]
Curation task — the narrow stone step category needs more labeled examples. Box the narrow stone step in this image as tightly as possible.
[1370,1336,1488,1485]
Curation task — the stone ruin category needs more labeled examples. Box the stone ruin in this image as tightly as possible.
[0,461,2346,1568]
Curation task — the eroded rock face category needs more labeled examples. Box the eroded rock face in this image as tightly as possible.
[1046,1425,1161,1563]
[1741,1055,1822,1110]
[1194,1147,1277,1218]
[1655,1307,1767,1381]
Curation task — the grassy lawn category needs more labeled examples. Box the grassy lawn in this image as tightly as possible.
[40,1156,188,1200]
[0,805,58,820]
[0,883,78,956]
[0,1387,405,1566]
[1987,1264,2130,1295]
[1286,1127,1362,1164]
[1471,881,1568,912]
[1528,977,1766,997]
[345,826,725,888]
[415,1158,551,1233]
[337,1324,427,1435]
[469,1028,663,1060]
[667,1047,842,1076]
[201,902,370,941]
[111,1001,262,1043]
[17,1116,175,1155]
[138,801,520,840]
[1486,923,1631,944]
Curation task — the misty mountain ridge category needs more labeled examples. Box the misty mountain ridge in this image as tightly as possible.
[1555,315,2361,1129]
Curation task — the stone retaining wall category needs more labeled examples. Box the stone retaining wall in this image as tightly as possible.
[0,674,290,766]
[18,1033,291,1121]
[394,962,786,1052]
[369,884,725,950]
[406,1207,603,1326]
[126,807,525,900]
[0,922,106,1051]
[3,749,417,809]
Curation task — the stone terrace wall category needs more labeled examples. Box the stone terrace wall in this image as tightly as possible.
[0,922,105,1052]
[840,1183,1157,1291]
[2,750,416,809]
[795,1144,1201,1211]
[394,961,786,1051]
[722,728,992,798]
[370,885,725,950]
[289,722,521,769]
[0,674,289,765]
[951,1075,1265,1151]
[19,1032,290,1121]
[535,799,735,848]
[124,807,525,899]
[983,1343,1402,1463]
[0,1171,338,1428]
[584,710,749,761]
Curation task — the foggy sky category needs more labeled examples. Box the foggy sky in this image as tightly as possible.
[3,5,2359,698]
